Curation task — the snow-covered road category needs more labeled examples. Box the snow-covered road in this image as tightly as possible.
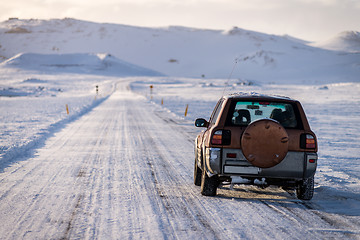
[0,80,359,239]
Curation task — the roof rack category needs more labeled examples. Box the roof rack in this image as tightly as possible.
[226,92,293,100]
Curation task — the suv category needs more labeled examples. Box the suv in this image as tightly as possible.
[194,93,318,200]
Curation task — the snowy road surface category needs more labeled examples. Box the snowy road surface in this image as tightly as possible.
[0,81,359,239]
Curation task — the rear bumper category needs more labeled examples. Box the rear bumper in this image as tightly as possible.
[205,147,317,180]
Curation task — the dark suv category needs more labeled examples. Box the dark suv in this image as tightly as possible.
[194,93,318,200]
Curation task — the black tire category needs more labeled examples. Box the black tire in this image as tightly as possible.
[200,166,219,196]
[296,176,314,200]
[194,158,202,186]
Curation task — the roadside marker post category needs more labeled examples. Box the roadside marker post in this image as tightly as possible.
[66,104,69,115]
[185,104,189,117]
[150,85,153,100]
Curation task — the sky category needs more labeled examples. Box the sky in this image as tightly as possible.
[1,0,359,42]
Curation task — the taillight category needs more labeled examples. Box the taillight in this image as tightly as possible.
[306,135,316,148]
[211,130,231,145]
[300,134,316,149]
[211,130,223,144]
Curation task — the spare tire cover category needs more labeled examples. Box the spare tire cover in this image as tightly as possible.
[241,119,289,168]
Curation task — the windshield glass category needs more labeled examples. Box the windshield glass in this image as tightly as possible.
[228,101,298,128]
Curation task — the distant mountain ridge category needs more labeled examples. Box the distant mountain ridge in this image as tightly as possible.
[0,18,359,83]
[1,52,163,76]
[311,31,360,53]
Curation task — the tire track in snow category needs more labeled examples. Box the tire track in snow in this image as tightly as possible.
[0,120,92,239]
[55,87,179,239]
[126,107,223,239]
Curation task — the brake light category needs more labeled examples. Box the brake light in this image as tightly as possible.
[211,130,223,144]
[300,134,316,149]
[211,130,231,145]
[259,102,270,105]
[306,135,316,148]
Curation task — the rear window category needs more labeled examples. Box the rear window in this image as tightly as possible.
[227,101,300,128]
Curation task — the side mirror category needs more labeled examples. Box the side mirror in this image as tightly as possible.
[195,118,208,128]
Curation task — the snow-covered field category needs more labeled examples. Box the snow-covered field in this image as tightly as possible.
[0,18,360,239]
[1,68,359,238]
[0,68,120,161]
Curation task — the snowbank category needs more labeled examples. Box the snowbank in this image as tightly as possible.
[0,71,119,168]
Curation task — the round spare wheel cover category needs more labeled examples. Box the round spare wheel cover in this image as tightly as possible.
[241,119,289,168]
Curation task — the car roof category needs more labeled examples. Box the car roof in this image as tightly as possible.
[224,92,296,102]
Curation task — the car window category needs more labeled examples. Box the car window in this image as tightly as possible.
[228,101,298,128]
[209,99,224,126]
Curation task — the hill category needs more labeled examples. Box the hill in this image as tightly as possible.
[311,31,360,53]
[1,52,163,76]
[0,18,359,83]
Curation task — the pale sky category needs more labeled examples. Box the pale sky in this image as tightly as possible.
[1,0,359,42]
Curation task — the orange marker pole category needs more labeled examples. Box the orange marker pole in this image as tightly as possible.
[185,104,189,117]
[66,104,69,115]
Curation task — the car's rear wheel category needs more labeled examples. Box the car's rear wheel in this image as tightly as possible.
[194,158,202,186]
[200,166,219,196]
[296,176,314,200]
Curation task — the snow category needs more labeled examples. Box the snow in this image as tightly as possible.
[0,72,117,168]
[0,18,360,239]
[2,52,163,76]
[311,31,360,53]
[1,18,360,82]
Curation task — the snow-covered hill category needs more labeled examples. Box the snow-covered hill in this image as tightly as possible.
[311,31,360,53]
[1,53,163,76]
[1,18,359,83]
